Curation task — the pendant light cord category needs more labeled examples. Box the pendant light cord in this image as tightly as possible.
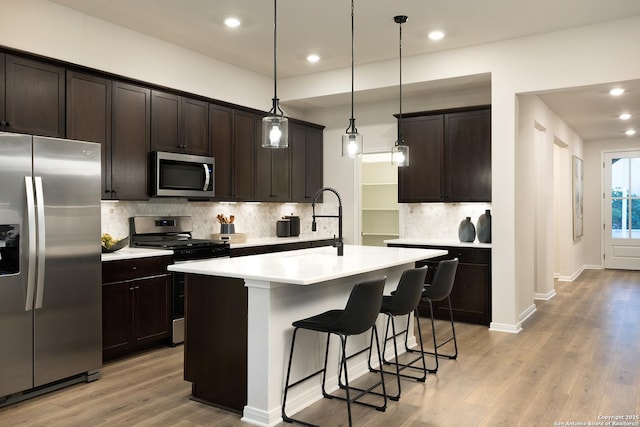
[394,15,407,145]
[271,0,283,116]
[346,0,357,134]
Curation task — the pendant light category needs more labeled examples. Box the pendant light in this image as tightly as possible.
[262,0,288,148]
[391,15,409,167]
[341,0,363,158]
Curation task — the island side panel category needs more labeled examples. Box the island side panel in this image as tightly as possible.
[184,274,248,413]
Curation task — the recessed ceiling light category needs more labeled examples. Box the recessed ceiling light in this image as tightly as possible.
[609,87,625,96]
[619,113,632,120]
[428,30,445,41]
[625,129,636,136]
[224,17,241,28]
[306,54,320,63]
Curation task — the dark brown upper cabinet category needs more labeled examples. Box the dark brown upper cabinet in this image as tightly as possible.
[255,127,291,202]
[398,106,491,203]
[445,109,492,201]
[209,105,256,201]
[111,81,151,200]
[151,90,208,156]
[290,122,324,203]
[66,71,112,199]
[2,55,65,137]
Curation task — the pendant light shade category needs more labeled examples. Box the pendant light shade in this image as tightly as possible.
[392,15,409,167]
[262,0,288,148]
[341,0,363,158]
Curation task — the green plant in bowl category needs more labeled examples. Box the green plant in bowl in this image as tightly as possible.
[101,233,129,253]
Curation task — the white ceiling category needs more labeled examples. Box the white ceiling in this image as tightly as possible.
[50,0,640,141]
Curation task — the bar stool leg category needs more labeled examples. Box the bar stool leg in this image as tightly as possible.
[405,297,458,373]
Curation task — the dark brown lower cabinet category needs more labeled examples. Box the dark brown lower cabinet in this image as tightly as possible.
[102,256,172,362]
[389,244,492,325]
[184,275,247,413]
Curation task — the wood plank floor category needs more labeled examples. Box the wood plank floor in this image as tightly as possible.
[1,269,639,426]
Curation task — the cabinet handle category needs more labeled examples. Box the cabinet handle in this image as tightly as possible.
[131,266,137,270]
[134,286,140,289]
[129,287,134,291]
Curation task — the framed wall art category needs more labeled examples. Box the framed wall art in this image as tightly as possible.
[572,155,584,240]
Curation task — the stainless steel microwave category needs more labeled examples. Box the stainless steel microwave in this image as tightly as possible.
[151,151,215,198]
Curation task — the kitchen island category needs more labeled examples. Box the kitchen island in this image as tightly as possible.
[168,244,446,427]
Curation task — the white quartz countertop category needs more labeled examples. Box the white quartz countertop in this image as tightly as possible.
[101,247,173,262]
[168,244,446,285]
[229,234,334,249]
[384,238,492,249]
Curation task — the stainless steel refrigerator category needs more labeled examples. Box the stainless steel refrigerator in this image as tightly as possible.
[0,132,102,404]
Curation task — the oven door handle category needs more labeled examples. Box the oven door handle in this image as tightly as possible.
[202,163,210,191]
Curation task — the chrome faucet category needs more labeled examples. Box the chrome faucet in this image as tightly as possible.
[311,187,343,256]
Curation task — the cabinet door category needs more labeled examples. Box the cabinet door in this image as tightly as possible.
[111,81,150,200]
[256,125,290,202]
[445,109,491,201]
[291,123,323,202]
[151,90,181,153]
[398,115,444,202]
[210,104,233,199]
[133,275,171,344]
[233,110,256,200]
[182,97,209,156]
[102,282,134,359]
[66,71,112,199]
[434,262,491,325]
[4,55,65,137]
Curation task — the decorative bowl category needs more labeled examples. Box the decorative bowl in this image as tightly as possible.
[101,237,129,253]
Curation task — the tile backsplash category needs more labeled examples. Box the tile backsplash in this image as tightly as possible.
[102,199,491,242]
[101,199,333,240]
[401,203,492,240]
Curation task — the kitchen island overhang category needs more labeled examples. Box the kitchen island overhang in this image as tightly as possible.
[169,245,446,427]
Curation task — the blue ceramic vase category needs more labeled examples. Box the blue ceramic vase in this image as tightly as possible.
[458,217,476,242]
[477,209,491,243]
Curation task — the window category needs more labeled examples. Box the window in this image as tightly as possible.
[611,157,640,238]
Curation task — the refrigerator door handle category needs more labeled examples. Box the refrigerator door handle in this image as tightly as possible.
[34,176,46,310]
[25,176,37,311]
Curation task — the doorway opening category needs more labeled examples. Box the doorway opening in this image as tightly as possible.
[603,150,640,270]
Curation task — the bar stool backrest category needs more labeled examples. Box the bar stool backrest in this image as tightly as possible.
[384,266,428,316]
[334,277,386,335]
[423,258,459,302]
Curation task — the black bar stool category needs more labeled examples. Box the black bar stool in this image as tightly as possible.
[282,277,387,427]
[371,266,430,400]
[405,258,459,373]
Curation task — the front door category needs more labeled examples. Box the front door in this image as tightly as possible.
[603,151,640,270]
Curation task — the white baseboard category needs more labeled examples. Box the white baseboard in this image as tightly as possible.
[534,289,556,301]
[489,322,522,334]
[519,304,537,324]
[555,264,603,282]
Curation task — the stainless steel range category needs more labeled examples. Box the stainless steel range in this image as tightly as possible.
[129,216,230,344]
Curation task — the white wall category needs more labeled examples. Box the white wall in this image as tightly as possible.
[4,1,640,331]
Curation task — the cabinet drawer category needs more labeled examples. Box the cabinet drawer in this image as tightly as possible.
[103,255,173,283]
[444,247,490,264]
[396,245,489,265]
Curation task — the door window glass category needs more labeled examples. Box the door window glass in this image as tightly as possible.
[611,157,640,238]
